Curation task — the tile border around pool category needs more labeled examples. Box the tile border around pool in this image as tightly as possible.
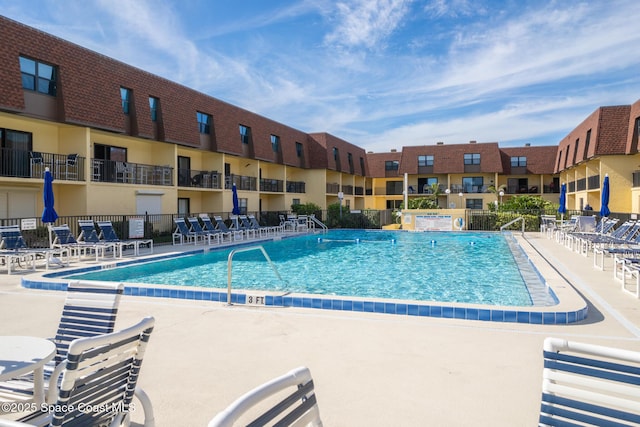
[21,277,587,324]
[20,233,589,325]
[21,264,588,325]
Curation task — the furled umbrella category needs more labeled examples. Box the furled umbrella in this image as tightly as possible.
[600,174,610,218]
[558,182,567,224]
[41,167,58,247]
[232,183,241,215]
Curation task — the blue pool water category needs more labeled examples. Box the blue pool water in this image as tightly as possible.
[68,230,542,306]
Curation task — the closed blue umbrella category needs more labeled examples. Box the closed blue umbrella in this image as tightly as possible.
[41,167,58,224]
[600,174,610,218]
[232,183,240,215]
[558,183,567,223]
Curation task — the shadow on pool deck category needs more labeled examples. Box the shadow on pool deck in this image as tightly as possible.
[1,233,639,426]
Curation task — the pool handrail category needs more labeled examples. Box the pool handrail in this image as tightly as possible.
[227,245,283,305]
[500,216,525,234]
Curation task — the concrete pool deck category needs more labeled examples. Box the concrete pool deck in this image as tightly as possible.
[1,231,639,426]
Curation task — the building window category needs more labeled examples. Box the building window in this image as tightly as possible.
[239,125,250,144]
[557,150,563,170]
[360,157,365,174]
[573,139,580,164]
[295,142,303,157]
[584,129,591,160]
[19,56,57,96]
[466,199,483,209]
[197,112,211,134]
[385,160,399,171]
[238,198,247,215]
[271,134,280,152]
[333,147,339,161]
[348,153,353,172]
[464,153,480,165]
[418,155,434,166]
[462,176,483,192]
[292,198,300,205]
[149,97,158,122]
[120,87,131,115]
[510,156,526,167]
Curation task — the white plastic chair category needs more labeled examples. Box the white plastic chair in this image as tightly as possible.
[209,366,322,427]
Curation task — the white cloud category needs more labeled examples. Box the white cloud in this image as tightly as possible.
[323,0,413,50]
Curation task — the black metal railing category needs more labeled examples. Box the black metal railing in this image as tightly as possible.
[286,181,306,193]
[326,183,340,193]
[260,178,284,192]
[96,160,174,186]
[225,174,257,191]
[1,149,86,181]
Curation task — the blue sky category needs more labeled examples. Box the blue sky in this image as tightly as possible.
[3,0,640,152]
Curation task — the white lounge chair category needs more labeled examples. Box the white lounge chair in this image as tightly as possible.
[208,366,322,427]
[539,337,640,426]
[0,316,156,427]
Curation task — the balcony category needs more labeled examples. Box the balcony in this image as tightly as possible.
[286,181,306,193]
[175,168,221,188]
[260,178,284,192]
[1,149,86,181]
[342,185,354,195]
[326,183,340,194]
[587,175,600,189]
[91,160,173,186]
[225,174,257,191]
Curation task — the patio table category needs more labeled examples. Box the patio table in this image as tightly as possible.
[0,336,56,408]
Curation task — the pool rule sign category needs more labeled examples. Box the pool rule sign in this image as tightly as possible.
[246,294,266,306]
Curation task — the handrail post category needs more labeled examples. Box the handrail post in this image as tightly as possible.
[227,245,283,305]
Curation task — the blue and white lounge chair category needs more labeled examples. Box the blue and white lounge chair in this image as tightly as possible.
[0,225,69,271]
[231,215,256,239]
[173,217,201,245]
[539,337,640,426]
[187,217,221,245]
[247,214,279,237]
[214,215,243,241]
[202,215,232,243]
[97,220,154,256]
[51,223,116,261]
[1,316,156,427]
[208,366,322,427]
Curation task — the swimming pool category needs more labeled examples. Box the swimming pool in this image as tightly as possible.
[66,230,552,307]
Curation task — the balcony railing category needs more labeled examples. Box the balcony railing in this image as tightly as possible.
[355,186,364,195]
[225,174,257,191]
[260,178,284,192]
[286,181,306,193]
[93,160,174,186]
[342,185,354,195]
[587,175,600,189]
[326,183,340,194]
[576,178,586,191]
[1,149,86,181]
[175,168,222,188]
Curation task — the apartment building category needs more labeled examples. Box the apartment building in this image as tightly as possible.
[555,100,640,214]
[366,142,559,211]
[5,15,639,223]
[0,16,369,220]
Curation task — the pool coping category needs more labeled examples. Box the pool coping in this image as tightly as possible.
[20,231,589,324]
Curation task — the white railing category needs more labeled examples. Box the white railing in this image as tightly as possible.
[227,245,283,305]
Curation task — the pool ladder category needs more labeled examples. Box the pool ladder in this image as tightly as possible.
[226,245,283,305]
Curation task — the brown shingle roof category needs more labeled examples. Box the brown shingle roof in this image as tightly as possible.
[500,146,558,174]
[398,142,503,174]
[366,152,402,177]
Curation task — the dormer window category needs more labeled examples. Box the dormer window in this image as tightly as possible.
[20,56,57,96]
[464,153,480,165]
